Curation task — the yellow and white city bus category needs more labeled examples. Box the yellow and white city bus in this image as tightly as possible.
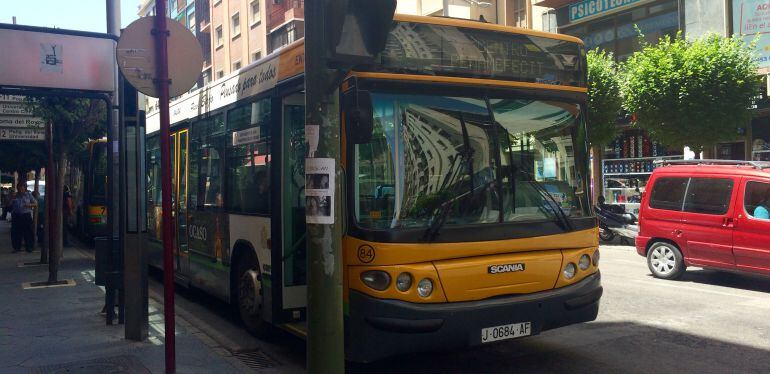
[145,14,601,362]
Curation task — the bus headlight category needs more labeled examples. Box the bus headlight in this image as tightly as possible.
[578,254,591,270]
[563,263,577,279]
[361,271,391,291]
[592,249,600,266]
[417,278,433,298]
[396,272,412,292]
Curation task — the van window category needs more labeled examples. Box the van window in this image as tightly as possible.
[649,177,688,211]
[683,178,733,215]
[744,181,770,220]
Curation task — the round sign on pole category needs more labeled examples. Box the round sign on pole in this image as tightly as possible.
[116,16,203,98]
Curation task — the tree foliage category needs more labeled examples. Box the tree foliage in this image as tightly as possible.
[23,96,107,282]
[622,32,762,151]
[586,49,622,147]
[0,141,46,175]
[25,97,107,156]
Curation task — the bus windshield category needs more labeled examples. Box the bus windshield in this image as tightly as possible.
[353,92,589,231]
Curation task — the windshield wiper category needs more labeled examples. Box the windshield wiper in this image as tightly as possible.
[518,168,573,232]
[422,178,496,241]
[422,146,470,242]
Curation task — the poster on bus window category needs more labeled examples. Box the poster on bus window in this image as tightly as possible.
[305,158,334,224]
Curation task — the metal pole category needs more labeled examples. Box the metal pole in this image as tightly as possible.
[44,121,52,265]
[444,0,450,16]
[153,1,176,372]
[106,0,122,325]
[305,1,345,372]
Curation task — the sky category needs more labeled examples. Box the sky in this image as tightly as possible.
[2,0,142,33]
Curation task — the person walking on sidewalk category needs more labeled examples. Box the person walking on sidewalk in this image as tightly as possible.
[11,182,36,253]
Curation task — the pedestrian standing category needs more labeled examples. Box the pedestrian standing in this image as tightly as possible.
[11,182,36,253]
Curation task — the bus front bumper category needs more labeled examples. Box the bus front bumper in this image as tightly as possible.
[347,271,602,363]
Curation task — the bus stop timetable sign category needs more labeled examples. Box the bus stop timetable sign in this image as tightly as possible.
[116,16,203,98]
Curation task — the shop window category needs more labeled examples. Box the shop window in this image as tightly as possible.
[683,178,733,215]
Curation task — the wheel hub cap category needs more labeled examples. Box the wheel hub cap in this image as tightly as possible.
[651,247,676,274]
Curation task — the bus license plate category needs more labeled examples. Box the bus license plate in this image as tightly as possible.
[481,322,531,343]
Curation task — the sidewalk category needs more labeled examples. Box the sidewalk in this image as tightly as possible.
[0,220,252,373]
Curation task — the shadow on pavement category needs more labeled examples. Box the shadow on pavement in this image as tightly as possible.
[348,321,770,373]
[677,268,770,294]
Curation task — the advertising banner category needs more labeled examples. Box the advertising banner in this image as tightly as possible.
[734,0,770,70]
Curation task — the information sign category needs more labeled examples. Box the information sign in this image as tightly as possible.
[116,16,204,98]
[0,127,45,141]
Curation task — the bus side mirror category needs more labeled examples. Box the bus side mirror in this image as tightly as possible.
[346,91,373,144]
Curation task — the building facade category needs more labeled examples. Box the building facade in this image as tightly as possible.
[396,0,533,27]
[266,0,304,54]
[528,0,770,211]
[138,0,269,88]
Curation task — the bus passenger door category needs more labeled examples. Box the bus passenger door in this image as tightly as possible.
[175,129,191,277]
[281,93,307,313]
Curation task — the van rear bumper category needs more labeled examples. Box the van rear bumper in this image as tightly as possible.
[636,235,651,256]
[346,271,602,363]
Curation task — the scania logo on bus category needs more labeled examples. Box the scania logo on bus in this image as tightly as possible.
[488,263,525,274]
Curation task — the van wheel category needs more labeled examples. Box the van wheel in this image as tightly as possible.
[235,253,269,337]
[647,242,685,280]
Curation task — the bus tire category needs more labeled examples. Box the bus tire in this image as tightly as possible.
[235,252,269,337]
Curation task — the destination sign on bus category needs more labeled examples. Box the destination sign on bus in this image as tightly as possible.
[372,22,585,88]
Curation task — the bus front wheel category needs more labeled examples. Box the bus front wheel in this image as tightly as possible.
[236,254,269,336]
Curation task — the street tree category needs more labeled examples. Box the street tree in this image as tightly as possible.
[622,32,761,152]
[587,49,623,147]
[25,96,106,283]
[586,49,623,201]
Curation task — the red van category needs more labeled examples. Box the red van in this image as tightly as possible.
[636,160,770,279]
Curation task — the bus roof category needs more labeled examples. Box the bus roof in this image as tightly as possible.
[393,14,584,45]
[146,15,584,134]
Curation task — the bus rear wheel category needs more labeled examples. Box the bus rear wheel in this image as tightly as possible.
[236,254,269,336]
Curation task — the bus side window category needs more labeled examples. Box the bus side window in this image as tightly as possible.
[226,98,271,215]
[192,115,225,210]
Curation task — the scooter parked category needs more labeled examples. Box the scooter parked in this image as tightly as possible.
[595,196,638,244]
